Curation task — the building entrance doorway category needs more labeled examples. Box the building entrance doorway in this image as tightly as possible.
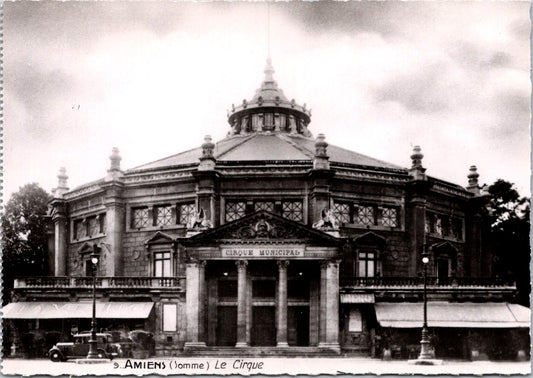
[288,306,309,346]
[216,306,237,346]
[251,306,276,346]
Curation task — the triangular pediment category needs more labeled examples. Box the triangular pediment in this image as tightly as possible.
[431,241,458,255]
[76,242,95,255]
[144,231,176,245]
[352,231,386,246]
[181,210,341,246]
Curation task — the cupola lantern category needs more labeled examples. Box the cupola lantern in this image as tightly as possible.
[227,59,312,137]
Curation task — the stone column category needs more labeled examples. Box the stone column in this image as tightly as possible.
[276,260,289,347]
[319,260,340,352]
[184,260,206,348]
[236,260,248,347]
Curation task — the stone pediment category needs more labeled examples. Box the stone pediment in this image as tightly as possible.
[144,231,176,246]
[352,231,386,246]
[182,210,341,246]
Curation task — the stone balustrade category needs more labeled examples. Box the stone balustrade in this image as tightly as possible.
[340,276,515,288]
[14,276,185,289]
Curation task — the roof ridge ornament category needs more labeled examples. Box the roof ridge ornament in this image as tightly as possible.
[409,145,426,181]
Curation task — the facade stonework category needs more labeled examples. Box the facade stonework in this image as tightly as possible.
[4,60,528,360]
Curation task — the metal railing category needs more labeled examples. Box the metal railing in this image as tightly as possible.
[340,276,515,287]
[15,276,185,289]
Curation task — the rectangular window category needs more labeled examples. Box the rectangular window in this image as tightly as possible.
[451,218,463,240]
[381,207,398,227]
[356,206,374,226]
[155,205,173,226]
[85,259,95,276]
[99,213,106,234]
[132,207,150,229]
[154,251,171,277]
[178,203,195,225]
[218,280,237,298]
[162,304,177,332]
[288,279,309,299]
[333,202,351,224]
[225,201,246,222]
[282,201,303,222]
[254,201,274,213]
[441,216,450,237]
[434,216,443,235]
[88,216,99,237]
[358,250,376,278]
[264,113,273,127]
[75,219,86,240]
[348,308,363,332]
[252,280,276,298]
[425,213,434,233]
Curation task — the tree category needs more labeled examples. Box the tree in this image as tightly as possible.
[487,179,530,306]
[2,183,51,305]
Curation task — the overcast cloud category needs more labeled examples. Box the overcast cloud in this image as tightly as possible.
[3,1,530,200]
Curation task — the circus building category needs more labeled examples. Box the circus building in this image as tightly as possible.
[3,60,529,360]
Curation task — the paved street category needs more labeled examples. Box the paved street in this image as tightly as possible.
[2,357,531,376]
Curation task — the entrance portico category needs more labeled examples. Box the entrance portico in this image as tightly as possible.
[182,211,342,353]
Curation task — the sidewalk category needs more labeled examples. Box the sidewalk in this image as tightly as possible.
[2,357,531,376]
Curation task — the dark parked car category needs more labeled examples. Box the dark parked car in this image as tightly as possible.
[48,332,120,361]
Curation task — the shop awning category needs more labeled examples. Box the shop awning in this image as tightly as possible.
[375,302,530,328]
[340,293,375,303]
[2,302,154,319]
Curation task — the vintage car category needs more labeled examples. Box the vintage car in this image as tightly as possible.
[48,332,120,361]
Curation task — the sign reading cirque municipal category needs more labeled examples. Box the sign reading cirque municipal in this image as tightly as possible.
[221,245,305,259]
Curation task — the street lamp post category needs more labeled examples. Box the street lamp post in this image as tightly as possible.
[87,247,99,359]
[418,249,432,360]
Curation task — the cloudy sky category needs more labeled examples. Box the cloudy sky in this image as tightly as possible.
[4,1,530,201]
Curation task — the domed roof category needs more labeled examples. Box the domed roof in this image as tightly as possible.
[129,60,406,174]
[227,59,312,137]
[129,133,404,172]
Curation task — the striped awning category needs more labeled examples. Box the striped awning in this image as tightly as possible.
[375,302,530,328]
[340,293,375,303]
[2,302,154,319]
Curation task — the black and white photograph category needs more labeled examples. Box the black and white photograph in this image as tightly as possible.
[2,1,531,375]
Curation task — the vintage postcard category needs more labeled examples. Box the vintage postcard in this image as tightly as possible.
[2,1,531,376]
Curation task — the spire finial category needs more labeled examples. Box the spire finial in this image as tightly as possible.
[53,167,69,197]
[467,165,481,195]
[409,145,426,181]
[264,58,275,83]
[267,2,271,59]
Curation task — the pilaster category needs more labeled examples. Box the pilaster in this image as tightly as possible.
[319,259,340,352]
[192,135,220,227]
[50,199,68,276]
[102,182,125,276]
[184,260,207,348]
[236,260,249,347]
[276,260,289,347]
